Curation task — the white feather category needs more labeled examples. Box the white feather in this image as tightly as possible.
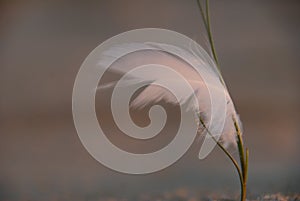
[97,42,241,146]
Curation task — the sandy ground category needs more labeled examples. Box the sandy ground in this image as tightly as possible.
[87,191,300,201]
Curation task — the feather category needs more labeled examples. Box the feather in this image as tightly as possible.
[97,42,241,152]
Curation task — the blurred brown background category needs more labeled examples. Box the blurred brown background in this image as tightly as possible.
[1,0,299,200]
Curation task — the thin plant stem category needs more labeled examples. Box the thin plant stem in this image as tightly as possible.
[205,0,219,68]
[196,0,225,86]
[196,1,249,200]
[196,0,219,69]
[196,0,208,28]
[199,117,245,201]
[233,117,248,201]
[234,118,246,179]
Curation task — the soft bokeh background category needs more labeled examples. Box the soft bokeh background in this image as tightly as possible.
[1,0,299,200]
